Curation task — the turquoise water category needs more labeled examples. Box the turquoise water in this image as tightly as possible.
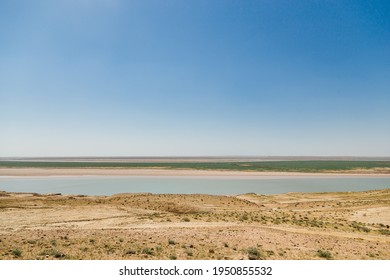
[0,176,390,195]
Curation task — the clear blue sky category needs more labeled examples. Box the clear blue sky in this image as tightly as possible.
[1,0,389,157]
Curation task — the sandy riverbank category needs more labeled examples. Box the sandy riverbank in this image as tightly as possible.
[1,168,390,177]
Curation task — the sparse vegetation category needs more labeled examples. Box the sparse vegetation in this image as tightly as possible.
[141,248,154,255]
[1,188,389,260]
[1,160,390,173]
[39,249,65,259]
[12,249,22,258]
[247,247,263,260]
[186,250,193,257]
[317,250,333,260]
[378,229,390,235]
[351,222,371,233]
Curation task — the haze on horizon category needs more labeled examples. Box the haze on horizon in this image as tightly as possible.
[1,1,389,157]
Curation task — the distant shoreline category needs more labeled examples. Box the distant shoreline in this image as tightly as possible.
[2,156,390,162]
[1,167,390,177]
[1,159,390,174]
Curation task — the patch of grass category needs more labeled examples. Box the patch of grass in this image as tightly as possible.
[12,249,22,258]
[317,250,332,260]
[39,249,65,259]
[155,246,162,253]
[351,222,370,233]
[266,250,275,256]
[241,214,249,221]
[125,249,136,255]
[80,247,88,252]
[278,250,285,257]
[141,247,154,255]
[186,250,193,257]
[378,229,390,235]
[168,239,176,245]
[247,247,263,260]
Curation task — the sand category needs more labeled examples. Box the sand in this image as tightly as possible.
[1,188,389,260]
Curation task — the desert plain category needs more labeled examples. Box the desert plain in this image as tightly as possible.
[1,167,389,260]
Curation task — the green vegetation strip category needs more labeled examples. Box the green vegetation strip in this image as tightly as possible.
[1,161,390,172]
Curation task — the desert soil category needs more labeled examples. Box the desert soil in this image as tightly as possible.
[1,188,389,260]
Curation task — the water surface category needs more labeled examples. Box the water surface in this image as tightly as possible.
[1,176,390,195]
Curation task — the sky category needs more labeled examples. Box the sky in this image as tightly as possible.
[1,0,389,157]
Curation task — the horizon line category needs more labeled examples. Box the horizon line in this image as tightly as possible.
[1,156,390,162]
